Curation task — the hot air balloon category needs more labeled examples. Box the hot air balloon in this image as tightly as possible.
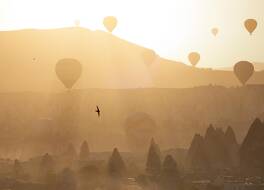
[234,61,254,85]
[244,19,257,35]
[74,20,80,27]
[188,52,200,67]
[142,50,156,66]
[103,16,118,32]
[56,58,82,90]
[211,28,219,36]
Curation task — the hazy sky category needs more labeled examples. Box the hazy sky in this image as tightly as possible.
[0,0,263,68]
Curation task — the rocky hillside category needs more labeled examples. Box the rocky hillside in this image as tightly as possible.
[0,28,264,91]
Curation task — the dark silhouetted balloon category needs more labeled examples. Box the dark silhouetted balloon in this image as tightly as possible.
[211,28,219,36]
[188,52,200,67]
[56,59,82,89]
[234,61,254,85]
[124,112,157,152]
[244,19,257,35]
[103,16,118,32]
[142,50,156,66]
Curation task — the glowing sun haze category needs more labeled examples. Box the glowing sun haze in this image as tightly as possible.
[0,0,263,68]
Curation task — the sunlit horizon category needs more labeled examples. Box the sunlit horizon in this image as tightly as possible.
[0,0,263,68]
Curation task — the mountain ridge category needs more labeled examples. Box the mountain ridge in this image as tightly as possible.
[0,27,263,91]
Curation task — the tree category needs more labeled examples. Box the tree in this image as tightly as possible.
[107,148,126,190]
[79,165,104,190]
[159,155,182,190]
[162,155,178,177]
[151,138,161,157]
[204,125,229,170]
[39,153,56,187]
[79,141,90,161]
[224,126,239,168]
[41,153,54,173]
[146,138,161,176]
[62,143,78,168]
[240,118,264,175]
[225,126,238,146]
[56,168,77,190]
[13,159,24,179]
[187,134,209,171]
[107,148,126,179]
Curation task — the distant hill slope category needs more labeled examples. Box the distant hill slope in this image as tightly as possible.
[0,27,264,91]
[0,86,264,158]
[218,62,264,72]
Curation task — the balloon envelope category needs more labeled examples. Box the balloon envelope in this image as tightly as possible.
[142,50,156,66]
[103,16,118,32]
[56,59,82,89]
[244,19,257,35]
[74,20,80,27]
[188,52,200,67]
[234,61,254,85]
[211,28,219,36]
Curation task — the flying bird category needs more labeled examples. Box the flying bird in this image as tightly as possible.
[95,106,101,117]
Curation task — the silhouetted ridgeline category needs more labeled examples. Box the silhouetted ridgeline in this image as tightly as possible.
[0,85,264,158]
[0,28,264,91]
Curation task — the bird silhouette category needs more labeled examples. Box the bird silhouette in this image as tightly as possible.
[95,106,100,117]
